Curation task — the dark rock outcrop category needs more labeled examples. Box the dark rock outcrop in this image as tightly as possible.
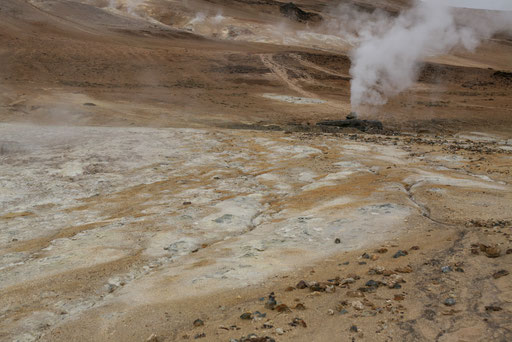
[316,119,383,132]
[279,2,322,23]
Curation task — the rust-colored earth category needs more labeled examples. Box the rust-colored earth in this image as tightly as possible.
[0,1,511,341]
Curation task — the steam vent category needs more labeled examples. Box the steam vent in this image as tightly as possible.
[1,0,511,341]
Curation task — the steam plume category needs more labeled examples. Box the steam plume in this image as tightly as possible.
[349,0,512,109]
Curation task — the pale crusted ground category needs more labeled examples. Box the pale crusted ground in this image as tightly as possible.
[1,122,511,341]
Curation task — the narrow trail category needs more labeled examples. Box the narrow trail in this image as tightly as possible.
[259,53,349,113]
[259,54,316,98]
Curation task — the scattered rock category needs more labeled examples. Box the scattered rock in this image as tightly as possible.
[294,303,306,310]
[362,298,375,309]
[290,318,307,328]
[275,304,292,313]
[492,270,509,279]
[386,279,402,289]
[335,301,347,312]
[285,286,295,292]
[365,280,380,288]
[394,294,405,301]
[393,250,408,258]
[444,298,456,306]
[382,269,396,276]
[341,277,356,285]
[240,313,253,320]
[362,253,370,259]
[371,255,379,261]
[83,102,96,106]
[193,319,204,327]
[327,309,334,315]
[240,335,275,342]
[441,266,452,273]
[254,311,266,318]
[485,305,502,311]
[506,249,512,255]
[275,328,284,335]
[309,282,326,292]
[410,246,420,250]
[376,248,388,254]
[395,266,413,273]
[334,238,341,244]
[480,244,501,258]
[183,201,192,205]
[194,333,206,339]
[265,292,277,310]
[369,266,385,275]
[346,273,360,280]
[350,325,359,332]
[296,280,308,289]
[485,247,501,258]
[347,290,365,298]
[325,285,336,293]
[442,309,460,316]
[385,274,405,289]
[352,301,364,310]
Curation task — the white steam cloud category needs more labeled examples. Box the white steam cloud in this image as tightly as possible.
[349,0,512,109]
[107,0,146,16]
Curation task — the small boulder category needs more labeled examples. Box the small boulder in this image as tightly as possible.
[492,270,509,279]
[240,313,253,320]
[393,250,408,258]
[275,304,292,313]
[294,303,306,310]
[395,266,413,273]
[296,280,308,289]
[444,298,456,306]
[351,301,364,310]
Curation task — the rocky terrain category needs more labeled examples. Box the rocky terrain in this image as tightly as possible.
[0,0,511,341]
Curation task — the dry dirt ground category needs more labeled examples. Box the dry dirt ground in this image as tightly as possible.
[0,0,511,341]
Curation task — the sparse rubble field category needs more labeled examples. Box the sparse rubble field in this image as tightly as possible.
[2,123,511,341]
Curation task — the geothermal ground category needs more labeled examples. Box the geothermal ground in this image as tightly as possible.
[1,0,512,341]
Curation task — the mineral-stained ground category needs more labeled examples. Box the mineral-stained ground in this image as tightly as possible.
[0,1,511,341]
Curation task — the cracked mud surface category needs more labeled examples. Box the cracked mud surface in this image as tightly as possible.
[0,0,511,341]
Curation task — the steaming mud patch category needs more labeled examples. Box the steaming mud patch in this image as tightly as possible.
[262,93,326,104]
